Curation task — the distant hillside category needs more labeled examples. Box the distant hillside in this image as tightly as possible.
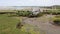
[52,5,60,9]
[0,5,60,10]
[42,5,60,9]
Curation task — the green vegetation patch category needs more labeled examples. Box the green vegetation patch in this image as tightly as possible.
[16,10,32,17]
[0,14,29,34]
[53,15,60,25]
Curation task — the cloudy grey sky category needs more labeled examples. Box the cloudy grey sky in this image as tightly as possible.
[0,0,60,6]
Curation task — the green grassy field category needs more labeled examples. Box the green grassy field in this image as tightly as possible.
[0,14,28,34]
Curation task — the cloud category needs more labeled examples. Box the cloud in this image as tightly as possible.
[0,0,60,6]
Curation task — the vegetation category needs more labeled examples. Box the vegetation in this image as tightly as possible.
[53,15,60,25]
[37,12,44,17]
[0,9,60,34]
[16,10,32,17]
[0,14,41,34]
[43,10,60,15]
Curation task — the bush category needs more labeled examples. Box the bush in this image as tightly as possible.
[17,10,44,17]
[16,10,32,17]
[53,19,60,25]
[37,12,44,17]
[53,16,60,25]
[43,10,52,14]
[51,10,60,15]
[52,11,60,15]
[43,10,60,15]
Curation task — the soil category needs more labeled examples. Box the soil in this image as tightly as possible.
[21,15,60,34]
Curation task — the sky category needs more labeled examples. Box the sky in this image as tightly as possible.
[0,0,60,6]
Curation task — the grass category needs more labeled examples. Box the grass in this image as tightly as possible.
[0,14,41,34]
[0,10,16,12]
[21,24,41,34]
[52,15,60,21]
[0,14,29,34]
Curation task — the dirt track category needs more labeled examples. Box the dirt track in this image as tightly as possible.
[22,15,60,34]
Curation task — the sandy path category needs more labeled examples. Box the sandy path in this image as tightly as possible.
[22,15,60,34]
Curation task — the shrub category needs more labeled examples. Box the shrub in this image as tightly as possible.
[16,22,23,29]
[53,19,60,25]
[43,10,60,15]
[37,12,44,17]
[16,10,32,17]
[17,10,44,17]
[43,10,52,14]
[53,16,60,25]
[52,10,60,15]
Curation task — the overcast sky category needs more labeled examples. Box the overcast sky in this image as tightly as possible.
[0,0,60,6]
